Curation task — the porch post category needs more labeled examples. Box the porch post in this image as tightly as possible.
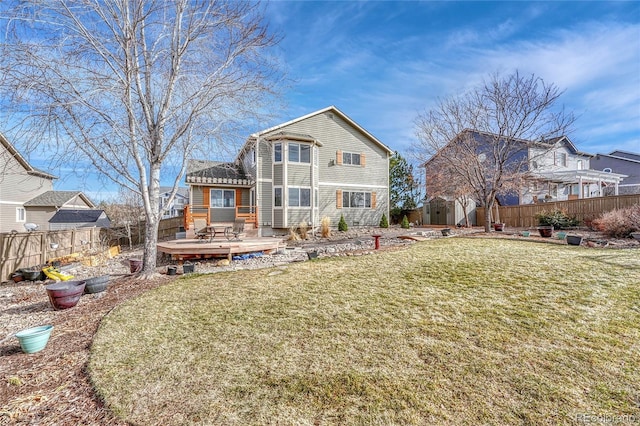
[614,180,619,196]
[578,176,583,199]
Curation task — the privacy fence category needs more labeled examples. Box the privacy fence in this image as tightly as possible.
[0,216,183,281]
[476,194,640,228]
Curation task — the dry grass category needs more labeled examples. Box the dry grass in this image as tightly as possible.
[89,239,640,425]
[321,216,331,238]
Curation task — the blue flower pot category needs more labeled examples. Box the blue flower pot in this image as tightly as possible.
[15,325,54,354]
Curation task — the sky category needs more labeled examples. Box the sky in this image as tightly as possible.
[15,1,640,200]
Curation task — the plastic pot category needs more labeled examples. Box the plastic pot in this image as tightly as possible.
[46,281,86,310]
[129,259,143,273]
[566,235,583,246]
[84,275,110,294]
[182,262,195,274]
[15,325,54,354]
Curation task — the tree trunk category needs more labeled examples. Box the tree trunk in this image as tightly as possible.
[142,219,159,275]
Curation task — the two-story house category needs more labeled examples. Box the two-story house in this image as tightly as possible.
[423,130,627,225]
[0,132,96,232]
[185,106,392,236]
[159,186,189,219]
[590,150,640,195]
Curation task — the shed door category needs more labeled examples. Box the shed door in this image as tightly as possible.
[430,199,448,225]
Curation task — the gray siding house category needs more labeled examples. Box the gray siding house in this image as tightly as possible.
[185,106,392,236]
[590,151,640,195]
[0,133,96,232]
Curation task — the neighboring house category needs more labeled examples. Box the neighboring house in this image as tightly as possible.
[159,186,189,219]
[0,132,96,232]
[185,106,392,236]
[1,133,57,232]
[49,209,111,230]
[590,150,640,195]
[423,130,627,225]
[24,191,96,230]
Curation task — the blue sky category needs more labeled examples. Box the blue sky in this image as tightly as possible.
[23,1,640,200]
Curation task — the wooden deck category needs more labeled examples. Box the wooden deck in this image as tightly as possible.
[157,237,285,261]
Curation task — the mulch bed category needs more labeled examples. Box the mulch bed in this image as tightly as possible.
[1,274,172,425]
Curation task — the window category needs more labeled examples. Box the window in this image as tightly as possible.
[210,189,235,208]
[342,151,361,166]
[342,191,371,208]
[274,143,282,163]
[274,187,282,207]
[555,152,567,167]
[577,160,583,170]
[288,187,311,207]
[288,143,311,163]
[16,207,26,222]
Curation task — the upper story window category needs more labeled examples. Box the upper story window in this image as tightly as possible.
[274,143,282,163]
[555,152,567,167]
[16,207,26,222]
[210,189,235,208]
[289,143,311,163]
[342,152,361,166]
[577,160,583,170]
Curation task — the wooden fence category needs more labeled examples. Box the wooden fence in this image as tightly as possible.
[0,216,184,281]
[476,194,640,228]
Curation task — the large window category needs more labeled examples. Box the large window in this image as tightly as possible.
[343,191,371,208]
[555,152,567,167]
[274,187,282,207]
[288,143,311,163]
[210,189,235,208]
[16,207,26,222]
[342,151,361,166]
[274,143,282,163]
[289,187,311,207]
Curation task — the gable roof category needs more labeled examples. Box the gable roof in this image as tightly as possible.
[24,190,95,208]
[0,132,57,180]
[185,160,253,186]
[49,209,109,226]
[159,186,189,198]
[604,150,640,163]
[242,106,392,157]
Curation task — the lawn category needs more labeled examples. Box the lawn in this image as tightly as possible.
[89,238,640,425]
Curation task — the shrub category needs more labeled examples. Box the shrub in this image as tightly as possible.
[320,216,331,238]
[288,226,300,241]
[338,214,348,232]
[535,209,580,229]
[592,204,640,238]
[401,215,410,229]
[298,221,308,240]
[379,213,389,228]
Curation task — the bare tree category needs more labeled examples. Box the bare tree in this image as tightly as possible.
[99,189,145,250]
[0,1,282,274]
[414,71,574,232]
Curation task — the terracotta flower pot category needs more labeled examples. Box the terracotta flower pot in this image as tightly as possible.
[46,281,86,310]
[537,226,553,238]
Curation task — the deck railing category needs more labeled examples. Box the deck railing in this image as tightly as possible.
[184,205,258,230]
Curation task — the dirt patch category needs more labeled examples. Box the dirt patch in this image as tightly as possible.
[1,226,637,425]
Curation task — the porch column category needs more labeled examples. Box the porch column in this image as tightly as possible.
[614,180,619,196]
[578,176,584,199]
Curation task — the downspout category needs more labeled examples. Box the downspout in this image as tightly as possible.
[256,136,261,237]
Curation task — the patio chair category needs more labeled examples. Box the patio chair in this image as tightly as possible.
[193,218,212,242]
[225,218,245,241]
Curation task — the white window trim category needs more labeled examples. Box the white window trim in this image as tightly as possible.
[16,207,26,222]
[274,186,283,209]
[274,142,282,163]
[288,142,311,164]
[210,189,235,208]
[288,186,312,208]
[342,190,372,209]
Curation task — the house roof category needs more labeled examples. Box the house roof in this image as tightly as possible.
[599,151,640,163]
[49,209,107,223]
[185,160,254,186]
[159,186,189,198]
[240,106,392,159]
[24,191,95,208]
[0,132,57,180]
